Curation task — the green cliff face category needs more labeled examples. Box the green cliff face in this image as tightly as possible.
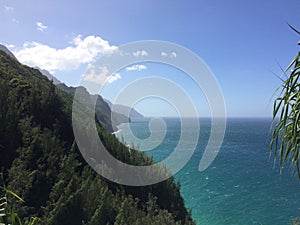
[0,50,195,225]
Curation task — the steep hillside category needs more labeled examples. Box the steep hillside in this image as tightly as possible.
[106,99,144,120]
[0,50,195,225]
[0,44,17,60]
[0,44,124,133]
[36,67,61,85]
[56,83,130,132]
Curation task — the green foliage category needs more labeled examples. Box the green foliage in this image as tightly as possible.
[271,28,300,178]
[0,173,37,225]
[0,50,195,225]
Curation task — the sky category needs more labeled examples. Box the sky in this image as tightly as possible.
[1,0,300,117]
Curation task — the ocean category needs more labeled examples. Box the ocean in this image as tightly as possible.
[116,118,300,225]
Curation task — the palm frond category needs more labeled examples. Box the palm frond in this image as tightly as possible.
[271,50,300,178]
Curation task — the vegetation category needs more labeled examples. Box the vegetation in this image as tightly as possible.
[56,83,130,132]
[0,50,195,225]
[270,26,300,225]
[0,174,37,225]
[271,25,300,179]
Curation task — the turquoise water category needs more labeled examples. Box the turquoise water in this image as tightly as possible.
[116,118,300,225]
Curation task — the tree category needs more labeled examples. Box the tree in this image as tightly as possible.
[271,25,300,178]
[0,49,196,225]
[0,173,37,225]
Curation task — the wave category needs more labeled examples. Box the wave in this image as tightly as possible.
[112,129,122,135]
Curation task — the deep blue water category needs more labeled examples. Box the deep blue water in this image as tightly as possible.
[116,118,300,225]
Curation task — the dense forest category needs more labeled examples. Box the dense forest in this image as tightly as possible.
[0,50,195,225]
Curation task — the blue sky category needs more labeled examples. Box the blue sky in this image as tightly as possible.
[1,0,300,117]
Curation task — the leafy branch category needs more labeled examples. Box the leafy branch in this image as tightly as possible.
[0,174,37,225]
[271,25,300,178]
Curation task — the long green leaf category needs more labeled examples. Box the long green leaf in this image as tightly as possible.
[5,190,24,203]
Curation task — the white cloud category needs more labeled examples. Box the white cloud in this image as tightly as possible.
[126,64,147,71]
[83,65,121,85]
[4,6,14,12]
[12,18,19,23]
[161,51,177,58]
[161,52,168,57]
[8,44,15,48]
[107,73,121,83]
[36,22,48,32]
[13,35,118,72]
[170,52,177,58]
[133,50,148,57]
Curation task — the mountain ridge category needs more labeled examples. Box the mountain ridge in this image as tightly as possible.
[0,44,128,132]
[0,44,17,60]
[0,49,195,225]
[105,99,144,120]
[56,83,130,132]
[35,67,62,85]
